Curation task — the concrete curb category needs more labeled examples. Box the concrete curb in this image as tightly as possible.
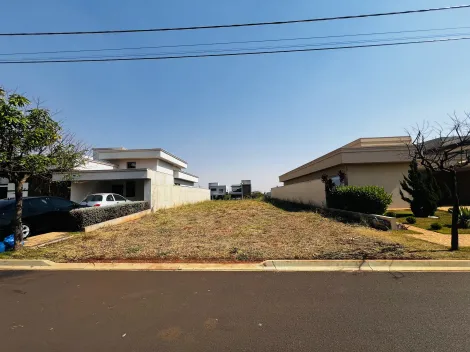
[2,259,470,271]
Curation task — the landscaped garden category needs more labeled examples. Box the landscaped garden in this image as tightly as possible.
[394,209,470,235]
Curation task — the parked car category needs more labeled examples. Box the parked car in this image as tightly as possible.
[0,196,84,239]
[80,193,132,207]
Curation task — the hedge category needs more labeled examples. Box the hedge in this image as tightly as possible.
[71,201,150,230]
[327,185,392,215]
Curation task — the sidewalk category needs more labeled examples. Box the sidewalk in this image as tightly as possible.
[24,232,73,248]
[405,225,470,247]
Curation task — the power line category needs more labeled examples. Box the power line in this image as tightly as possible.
[1,5,469,37]
[16,32,470,61]
[2,25,470,56]
[1,36,468,64]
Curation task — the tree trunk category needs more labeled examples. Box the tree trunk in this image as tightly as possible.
[13,175,28,251]
[451,170,459,251]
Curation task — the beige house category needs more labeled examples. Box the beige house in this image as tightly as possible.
[272,137,412,208]
[53,147,210,210]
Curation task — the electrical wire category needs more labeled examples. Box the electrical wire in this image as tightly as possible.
[1,5,469,36]
[2,25,470,56]
[1,36,468,64]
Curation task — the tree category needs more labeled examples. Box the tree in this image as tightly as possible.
[407,113,470,250]
[400,158,441,217]
[0,87,88,250]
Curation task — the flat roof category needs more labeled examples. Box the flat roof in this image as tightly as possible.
[279,136,411,182]
[93,147,187,164]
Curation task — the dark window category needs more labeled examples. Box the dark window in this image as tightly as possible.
[106,194,115,202]
[84,195,102,202]
[113,194,126,201]
[210,188,217,192]
[49,197,75,209]
[127,162,136,169]
[0,186,7,200]
[24,198,50,213]
[126,181,136,197]
[111,184,124,195]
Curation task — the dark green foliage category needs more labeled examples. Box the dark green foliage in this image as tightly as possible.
[385,211,397,217]
[327,185,392,215]
[430,222,442,230]
[250,191,264,199]
[458,207,470,229]
[406,216,417,224]
[71,201,150,230]
[400,159,441,217]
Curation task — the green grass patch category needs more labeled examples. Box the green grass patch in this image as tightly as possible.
[395,210,470,234]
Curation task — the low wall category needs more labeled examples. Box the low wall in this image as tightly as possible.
[83,209,152,232]
[151,185,210,210]
[271,179,326,206]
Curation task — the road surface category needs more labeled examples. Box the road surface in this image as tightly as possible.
[1,271,469,351]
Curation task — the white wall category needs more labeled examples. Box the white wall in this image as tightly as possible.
[174,179,195,186]
[271,179,326,206]
[157,160,176,175]
[77,160,115,171]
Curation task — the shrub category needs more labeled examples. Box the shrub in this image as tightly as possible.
[458,207,470,229]
[406,216,416,224]
[385,211,397,218]
[430,222,442,230]
[71,201,150,230]
[327,185,392,215]
[400,159,441,217]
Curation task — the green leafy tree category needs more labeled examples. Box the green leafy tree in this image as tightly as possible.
[0,87,88,250]
[400,158,441,217]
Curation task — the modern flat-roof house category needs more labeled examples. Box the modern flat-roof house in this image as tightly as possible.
[230,180,252,199]
[272,137,412,208]
[209,183,227,200]
[53,147,209,210]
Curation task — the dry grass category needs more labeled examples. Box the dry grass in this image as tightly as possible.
[5,200,470,262]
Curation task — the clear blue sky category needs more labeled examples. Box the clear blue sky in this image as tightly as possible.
[1,1,469,191]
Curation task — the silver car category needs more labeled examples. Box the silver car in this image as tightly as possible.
[80,193,132,207]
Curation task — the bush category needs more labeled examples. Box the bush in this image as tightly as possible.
[458,207,470,229]
[406,216,416,224]
[384,211,397,217]
[327,185,392,215]
[430,222,442,231]
[71,201,150,230]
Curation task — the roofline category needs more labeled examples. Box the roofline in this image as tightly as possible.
[93,148,187,164]
[279,144,410,180]
[177,170,199,178]
[55,168,150,174]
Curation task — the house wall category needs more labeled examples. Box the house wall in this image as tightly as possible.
[283,165,347,185]
[271,179,326,206]
[70,180,146,203]
[147,170,209,210]
[157,160,176,175]
[347,163,409,208]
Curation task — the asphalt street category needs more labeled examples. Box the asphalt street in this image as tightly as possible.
[0,271,469,351]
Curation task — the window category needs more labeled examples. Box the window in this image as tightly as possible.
[49,197,75,209]
[127,162,136,169]
[0,186,7,200]
[113,194,126,201]
[219,189,224,193]
[211,188,217,192]
[106,194,115,202]
[126,181,136,197]
[84,195,102,202]
[24,198,50,213]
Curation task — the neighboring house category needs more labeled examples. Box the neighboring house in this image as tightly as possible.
[230,180,252,199]
[0,178,28,200]
[209,183,227,199]
[53,147,209,210]
[271,137,412,208]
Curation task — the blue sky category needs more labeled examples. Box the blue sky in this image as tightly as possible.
[1,0,470,191]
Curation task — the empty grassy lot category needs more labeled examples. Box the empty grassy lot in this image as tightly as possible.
[4,200,470,262]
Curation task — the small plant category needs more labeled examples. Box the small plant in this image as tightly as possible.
[458,207,470,229]
[406,216,416,224]
[430,222,442,231]
[385,211,397,217]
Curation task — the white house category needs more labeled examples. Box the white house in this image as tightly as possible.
[209,182,227,199]
[53,147,210,210]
